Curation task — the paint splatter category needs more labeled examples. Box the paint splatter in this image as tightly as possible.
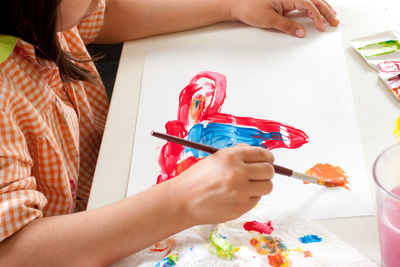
[150,238,177,257]
[305,163,350,190]
[157,71,309,183]
[249,234,313,266]
[395,115,400,141]
[243,220,274,235]
[249,235,290,266]
[289,247,312,258]
[209,229,240,260]
[154,254,179,267]
[299,235,322,244]
[290,247,313,257]
[357,40,400,58]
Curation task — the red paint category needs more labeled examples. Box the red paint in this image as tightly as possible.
[175,156,200,175]
[378,61,400,73]
[150,238,177,257]
[243,220,274,234]
[157,71,309,183]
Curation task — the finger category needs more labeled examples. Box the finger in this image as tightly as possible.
[311,0,339,26]
[295,0,325,31]
[267,12,306,38]
[248,196,262,209]
[247,180,273,197]
[271,1,283,15]
[245,162,275,180]
[235,145,274,163]
[320,0,336,14]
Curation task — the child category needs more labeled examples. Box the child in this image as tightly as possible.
[0,0,338,265]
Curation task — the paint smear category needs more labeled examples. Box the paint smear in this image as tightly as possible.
[305,163,350,190]
[387,76,400,100]
[299,235,322,244]
[157,71,309,183]
[249,235,290,266]
[150,238,177,257]
[357,40,400,58]
[290,247,312,257]
[395,115,400,141]
[243,220,274,235]
[209,229,240,260]
[154,254,179,267]
[249,234,313,266]
[378,61,400,73]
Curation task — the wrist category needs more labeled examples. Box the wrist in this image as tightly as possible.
[219,0,237,21]
[161,178,197,229]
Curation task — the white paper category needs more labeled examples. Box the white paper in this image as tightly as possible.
[127,29,373,220]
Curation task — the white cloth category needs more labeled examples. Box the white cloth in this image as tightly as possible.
[113,200,377,267]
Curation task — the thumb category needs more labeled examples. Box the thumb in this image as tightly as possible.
[268,12,306,38]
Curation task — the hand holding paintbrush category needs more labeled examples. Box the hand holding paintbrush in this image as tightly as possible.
[151,131,343,188]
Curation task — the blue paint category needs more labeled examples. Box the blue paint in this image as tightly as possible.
[219,233,227,239]
[184,123,286,158]
[299,235,322,244]
[154,254,178,267]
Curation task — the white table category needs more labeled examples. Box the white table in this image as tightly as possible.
[87,0,400,263]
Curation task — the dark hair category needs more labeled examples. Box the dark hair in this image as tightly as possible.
[0,0,95,83]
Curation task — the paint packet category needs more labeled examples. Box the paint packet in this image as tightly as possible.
[351,30,400,100]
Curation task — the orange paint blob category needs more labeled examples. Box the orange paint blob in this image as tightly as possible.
[268,252,290,267]
[304,251,312,257]
[305,163,350,190]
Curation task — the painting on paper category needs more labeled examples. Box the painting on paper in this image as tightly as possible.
[128,31,372,220]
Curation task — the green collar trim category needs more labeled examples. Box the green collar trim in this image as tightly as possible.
[0,35,17,64]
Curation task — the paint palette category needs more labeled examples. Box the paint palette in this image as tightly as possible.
[352,31,400,100]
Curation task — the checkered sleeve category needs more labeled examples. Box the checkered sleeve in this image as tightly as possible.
[77,0,106,44]
[0,109,47,242]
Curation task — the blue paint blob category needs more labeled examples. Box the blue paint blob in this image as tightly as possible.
[154,254,178,267]
[185,122,285,158]
[299,235,322,244]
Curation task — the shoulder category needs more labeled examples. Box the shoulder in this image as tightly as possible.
[76,0,106,44]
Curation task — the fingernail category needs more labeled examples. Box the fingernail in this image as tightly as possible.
[296,29,305,38]
[333,19,340,26]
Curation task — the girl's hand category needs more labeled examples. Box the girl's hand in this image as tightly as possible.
[173,144,274,225]
[230,0,339,38]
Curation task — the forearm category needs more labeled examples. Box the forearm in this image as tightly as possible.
[95,0,233,43]
[0,179,191,266]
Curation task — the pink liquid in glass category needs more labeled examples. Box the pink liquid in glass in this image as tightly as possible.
[378,186,400,267]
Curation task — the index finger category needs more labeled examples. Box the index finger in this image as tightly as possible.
[311,0,339,26]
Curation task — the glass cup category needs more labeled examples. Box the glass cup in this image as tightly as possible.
[373,143,400,267]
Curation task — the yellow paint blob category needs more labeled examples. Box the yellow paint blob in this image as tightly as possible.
[394,115,400,141]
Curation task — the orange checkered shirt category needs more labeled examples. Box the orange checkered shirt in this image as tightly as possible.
[0,1,109,241]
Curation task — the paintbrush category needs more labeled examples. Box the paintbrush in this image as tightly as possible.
[151,131,337,187]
